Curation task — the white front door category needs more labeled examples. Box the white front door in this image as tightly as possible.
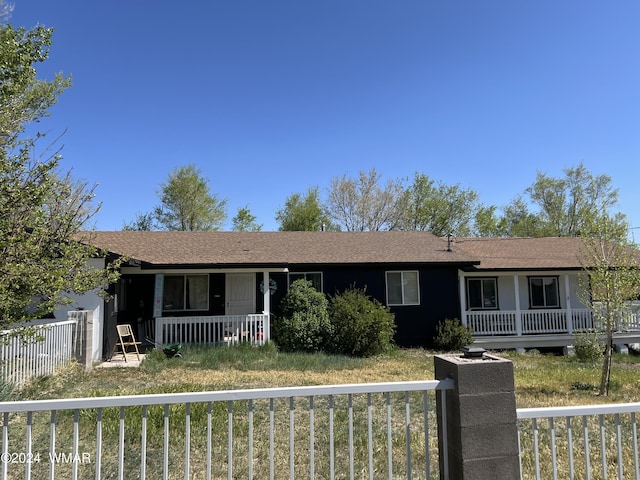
[226,273,255,315]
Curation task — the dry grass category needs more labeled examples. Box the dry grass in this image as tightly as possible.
[6,345,640,479]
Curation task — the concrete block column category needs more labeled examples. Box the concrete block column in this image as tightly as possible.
[434,351,521,480]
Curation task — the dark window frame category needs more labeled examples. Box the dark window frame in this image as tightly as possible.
[528,276,560,309]
[466,277,499,310]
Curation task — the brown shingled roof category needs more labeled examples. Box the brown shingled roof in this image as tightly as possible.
[454,237,640,270]
[86,231,477,267]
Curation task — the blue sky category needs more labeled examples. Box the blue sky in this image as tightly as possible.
[12,1,640,234]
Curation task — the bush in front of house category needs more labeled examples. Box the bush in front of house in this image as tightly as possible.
[327,285,396,357]
[433,318,474,351]
[574,329,604,363]
[273,279,332,353]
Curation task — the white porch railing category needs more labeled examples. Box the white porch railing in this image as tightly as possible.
[518,402,640,480]
[0,379,454,480]
[467,309,596,336]
[0,320,76,386]
[150,314,270,347]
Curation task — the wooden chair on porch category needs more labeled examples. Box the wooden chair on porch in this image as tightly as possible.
[110,324,141,362]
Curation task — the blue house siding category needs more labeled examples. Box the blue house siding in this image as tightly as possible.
[281,265,461,348]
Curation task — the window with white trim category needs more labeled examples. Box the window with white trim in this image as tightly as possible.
[529,276,559,308]
[163,274,209,311]
[288,272,323,292]
[386,271,420,306]
[466,278,498,310]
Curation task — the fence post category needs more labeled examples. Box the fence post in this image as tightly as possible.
[84,311,94,371]
[71,311,94,372]
[434,349,521,480]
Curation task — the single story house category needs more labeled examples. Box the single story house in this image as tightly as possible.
[69,231,640,358]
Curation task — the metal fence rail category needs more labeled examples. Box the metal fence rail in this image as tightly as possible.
[0,379,454,480]
[518,402,640,480]
[0,320,76,386]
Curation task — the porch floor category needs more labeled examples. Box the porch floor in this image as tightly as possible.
[472,331,640,351]
[97,353,146,368]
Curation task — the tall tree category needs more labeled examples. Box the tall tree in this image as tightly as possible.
[476,164,629,239]
[122,212,154,231]
[500,164,628,239]
[400,173,480,236]
[232,205,262,231]
[0,21,119,324]
[578,215,640,396]
[473,205,508,237]
[501,196,546,237]
[154,164,227,231]
[276,187,336,231]
[326,169,404,231]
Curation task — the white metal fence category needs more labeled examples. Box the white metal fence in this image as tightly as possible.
[0,320,76,386]
[518,402,640,479]
[0,379,454,480]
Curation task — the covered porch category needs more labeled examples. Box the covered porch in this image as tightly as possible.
[145,313,270,347]
[112,267,284,354]
[458,270,640,350]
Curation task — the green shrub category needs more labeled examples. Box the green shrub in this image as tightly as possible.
[273,279,331,353]
[433,318,474,351]
[574,329,604,363]
[327,286,395,357]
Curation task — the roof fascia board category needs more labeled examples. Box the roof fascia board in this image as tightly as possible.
[120,266,291,275]
[461,268,584,276]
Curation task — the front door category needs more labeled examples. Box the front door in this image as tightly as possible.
[226,273,255,315]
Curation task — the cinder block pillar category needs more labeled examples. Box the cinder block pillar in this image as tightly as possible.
[434,351,520,480]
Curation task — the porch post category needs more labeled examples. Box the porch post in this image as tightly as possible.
[263,271,271,343]
[564,274,573,334]
[459,273,467,327]
[513,275,522,336]
[262,271,270,315]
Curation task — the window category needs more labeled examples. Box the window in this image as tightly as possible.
[288,272,323,292]
[386,271,420,306]
[466,278,497,310]
[163,274,209,311]
[529,277,559,308]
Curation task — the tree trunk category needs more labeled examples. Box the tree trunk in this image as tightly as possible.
[599,335,613,396]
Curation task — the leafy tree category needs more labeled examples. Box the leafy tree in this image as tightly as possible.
[154,164,227,231]
[0,22,120,324]
[122,212,154,231]
[232,205,262,231]
[487,164,629,239]
[578,215,640,396]
[400,173,480,236]
[473,205,508,237]
[500,196,547,237]
[326,168,405,231]
[524,163,626,237]
[276,187,336,231]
